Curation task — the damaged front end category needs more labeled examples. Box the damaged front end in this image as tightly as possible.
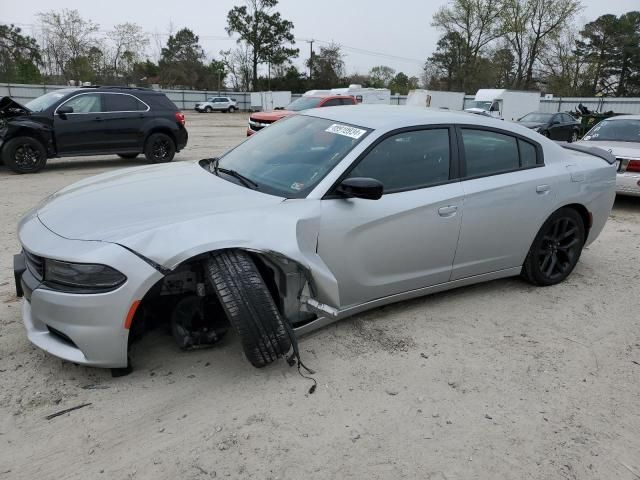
[0,96,31,128]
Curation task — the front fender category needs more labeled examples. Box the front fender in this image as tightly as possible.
[116,199,341,307]
[5,119,54,155]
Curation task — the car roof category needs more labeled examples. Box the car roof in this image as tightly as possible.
[601,114,640,121]
[303,104,513,130]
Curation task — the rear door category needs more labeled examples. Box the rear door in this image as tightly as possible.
[101,93,148,152]
[451,126,556,280]
[317,126,464,307]
[54,93,107,154]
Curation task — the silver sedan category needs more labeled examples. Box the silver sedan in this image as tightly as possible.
[15,105,617,372]
[575,114,640,197]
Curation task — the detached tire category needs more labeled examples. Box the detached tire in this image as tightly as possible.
[206,250,291,368]
[144,132,176,163]
[2,136,47,173]
[522,208,585,286]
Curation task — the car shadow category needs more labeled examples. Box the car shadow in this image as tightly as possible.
[0,156,150,176]
[612,195,640,213]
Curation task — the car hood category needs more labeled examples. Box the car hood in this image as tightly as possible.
[0,96,31,118]
[574,140,640,159]
[35,161,284,243]
[251,110,293,121]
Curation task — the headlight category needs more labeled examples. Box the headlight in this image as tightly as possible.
[44,259,126,292]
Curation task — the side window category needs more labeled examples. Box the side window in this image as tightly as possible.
[62,94,102,113]
[322,98,342,107]
[551,114,561,124]
[562,113,575,123]
[103,94,145,112]
[340,98,355,105]
[461,129,519,177]
[347,129,450,193]
[518,139,538,168]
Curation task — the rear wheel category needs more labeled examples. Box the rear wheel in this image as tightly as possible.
[144,133,176,163]
[522,208,585,286]
[2,136,47,173]
[206,250,291,368]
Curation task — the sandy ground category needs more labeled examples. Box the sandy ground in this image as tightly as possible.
[1,112,639,480]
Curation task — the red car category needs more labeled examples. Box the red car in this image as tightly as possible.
[247,95,357,136]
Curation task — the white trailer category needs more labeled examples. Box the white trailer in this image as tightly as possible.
[406,89,465,110]
[250,91,292,111]
[465,89,540,121]
[304,84,391,105]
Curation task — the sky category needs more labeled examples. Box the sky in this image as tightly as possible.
[1,0,639,78]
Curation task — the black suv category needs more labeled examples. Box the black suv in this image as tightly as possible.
[0,86,188,173]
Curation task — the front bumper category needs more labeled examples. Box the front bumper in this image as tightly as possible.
[16,213,163,368]
[616,172,640,197]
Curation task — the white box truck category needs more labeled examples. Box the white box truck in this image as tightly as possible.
[464,89,540,121]
[406,89,466,110]
[250,91,292,111]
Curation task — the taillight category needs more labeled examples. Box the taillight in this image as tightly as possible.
[175,112,185,126]
[626,160,640,173]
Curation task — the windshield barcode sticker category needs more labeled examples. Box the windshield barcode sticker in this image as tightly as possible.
[325,124,366,139]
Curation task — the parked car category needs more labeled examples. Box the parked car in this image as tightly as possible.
[247,94,357,136]
[517,111,580,142]
[14,106,616,373]
[195,96,238,113]
[0,87,187,174]
[575,114,640,196]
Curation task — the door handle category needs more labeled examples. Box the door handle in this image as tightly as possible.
[94,116,104,122]
[536,184,550,194]
[438,205,458,217]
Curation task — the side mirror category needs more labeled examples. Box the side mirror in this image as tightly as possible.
[57,105,73,116]
[335,177,383,200]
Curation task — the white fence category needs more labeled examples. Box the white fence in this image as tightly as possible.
[2,83,638,114]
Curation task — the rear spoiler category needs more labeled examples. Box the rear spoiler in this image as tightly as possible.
[560,143,616,165]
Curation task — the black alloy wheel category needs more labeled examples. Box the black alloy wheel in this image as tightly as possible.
[522,208,585,286]
[144,133,176,163]
[2,136,48,173]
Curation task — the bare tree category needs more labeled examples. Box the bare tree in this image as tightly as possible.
[432,0,503,91]
[501,0,582,88]
[220,46,253,91]
[36,9,99,82]
[107,23,149,80]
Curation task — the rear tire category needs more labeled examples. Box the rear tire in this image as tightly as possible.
[522,208,585,286]
[118,153,138,159]
[206,250,291,368]
[2,136,47,174]
[144,133,176,163]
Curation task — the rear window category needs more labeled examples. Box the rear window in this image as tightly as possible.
[103,94,147,112]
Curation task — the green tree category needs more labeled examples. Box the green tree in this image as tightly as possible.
[432,0,503,91]
[226,0,298,90]
[306,43,344,89]
[368,65,395,88]
[614,11,640,96]
[0,24,42,83]
[159,28,205,88]
[427,32,466,90]
[388,72,418,94]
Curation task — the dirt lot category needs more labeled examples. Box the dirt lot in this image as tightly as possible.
[1,112,639,480]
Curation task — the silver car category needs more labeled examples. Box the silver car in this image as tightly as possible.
[14,106,616,372]
[575,114,640,197]
[194,96,238,113]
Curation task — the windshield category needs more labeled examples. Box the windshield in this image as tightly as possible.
[216,115,370,198]
[519,112,553,123]
[583,119,640,143]
[285,97,323,111]
[25,90,73,112]
[466,100,493,110]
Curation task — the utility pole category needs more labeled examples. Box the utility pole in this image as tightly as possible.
[306,39,315,80]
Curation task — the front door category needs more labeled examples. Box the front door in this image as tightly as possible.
[54,93,107,154]
[317,127,464,308]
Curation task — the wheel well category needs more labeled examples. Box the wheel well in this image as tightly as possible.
[6,128,49,152]
[144,128,176,148]
[562,203,592,235]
